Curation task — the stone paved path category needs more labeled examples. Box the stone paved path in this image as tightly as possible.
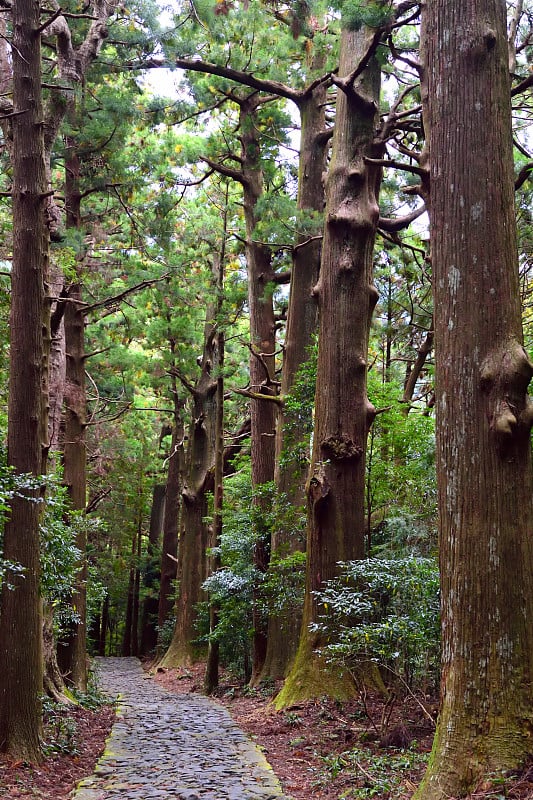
[72,657,290,800]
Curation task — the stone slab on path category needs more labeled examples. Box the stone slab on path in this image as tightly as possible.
[72,657,291,800]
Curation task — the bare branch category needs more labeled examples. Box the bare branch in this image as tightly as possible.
[515,162,533,191]
[379,203,426,232]
[233,387,283,405]
[511,73,533,97]
[36,8,63,35]
[365,156,428,179]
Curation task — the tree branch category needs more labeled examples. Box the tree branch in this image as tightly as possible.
[175,56,303,104]
[515,162,533,191]
[511,73,533,97]
[233,387,283,405]
[365,156,428,178]
[379,203,426,232]
[83,273,170,315]
[332,29,382,97]
[167,366,197,398]
[201,156,247,187]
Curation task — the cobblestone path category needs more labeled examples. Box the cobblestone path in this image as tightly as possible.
[72,657,290,800]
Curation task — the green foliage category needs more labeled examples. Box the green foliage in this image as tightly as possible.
[279,341,317,471]
[201,465,256,677]
[39,476,82,627]
[41,663,110,756]
[336,0,394,31]
[371,513,436,558]
[156,615,177,652]
[317,745,429,798]
[41,698,79,757]
[262,550,306,617]
[366,373,436,539]
[0,449,40,589]
[313,557,440,692]
[73,663,113,711]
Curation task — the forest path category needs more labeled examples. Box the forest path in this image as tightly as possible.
[72,657,289,800]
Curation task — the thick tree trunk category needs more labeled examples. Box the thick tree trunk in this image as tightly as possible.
[205,252,225,694]
[276,24,383,708]
[139,483,166,656]
[415,1,533,797]
[43,606,74,704]
[239,99,279,683]
[156,398,184,642]
[122,523,138,657]
[160,321,219,667]
[0,0,47,761]
[57,137,89,691]
[261,81,329,682]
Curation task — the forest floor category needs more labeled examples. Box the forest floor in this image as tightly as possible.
[0,661,532,799]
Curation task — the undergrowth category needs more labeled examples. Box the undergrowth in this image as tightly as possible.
[315,744,429,798]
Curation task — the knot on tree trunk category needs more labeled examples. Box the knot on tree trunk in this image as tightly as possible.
[480,340,533,447]
[321,434,363,462]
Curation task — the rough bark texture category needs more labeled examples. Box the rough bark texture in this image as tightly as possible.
[139,483,166,656]
[159,328,219,667]
[156,394,184,643]
[0,0,47,761]
[276,25,382,708]
[204,322,224,694]
[415,1,533,797]
[57,138,88,690]
[261,78,328,682]
[239,98,279,683]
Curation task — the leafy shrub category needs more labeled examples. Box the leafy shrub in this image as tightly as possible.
[262,550,306,618]
[370,513,437,558]
[200,464,257,678]
[312,557,440,693]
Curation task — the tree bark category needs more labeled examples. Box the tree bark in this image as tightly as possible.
[261,75,329,682]
[239,97,279,683]
[139,483,166,656]
[415,1,533,796]
[156,394,184,643]
[57,134,89,691]
[0,0,48,761]
[159,321,219,667]
[276,23,383,708]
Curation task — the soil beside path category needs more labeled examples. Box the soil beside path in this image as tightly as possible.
[72,657,291,800]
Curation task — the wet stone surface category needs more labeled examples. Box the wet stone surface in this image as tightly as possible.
[72,657,290,800]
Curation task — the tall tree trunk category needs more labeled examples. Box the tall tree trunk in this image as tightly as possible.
[98,593,110,656]
[276,23,383,708]
[159,317,219,667]
[57,133,89,690]
[0,0,47,761]
[131,516,142,657]
[204,327,224,694]
[205,247,226,694]
[122,527,137,657]
[239,98,279,683]
[415,1,533,797]
[156,391,184,645]
[140,483,166,656]
[261,79,329,682]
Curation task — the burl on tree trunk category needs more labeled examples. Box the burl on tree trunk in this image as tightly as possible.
[415,0,533,797]
[276,24,383,708]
